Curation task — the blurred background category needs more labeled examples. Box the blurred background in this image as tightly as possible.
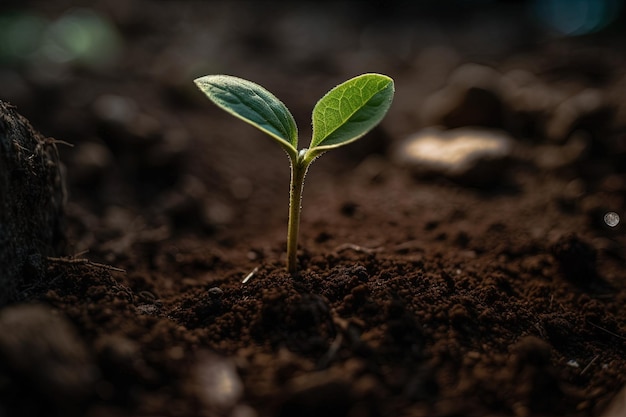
[2,0,624,136]
[2,4,625,416]
[1,0,625,245]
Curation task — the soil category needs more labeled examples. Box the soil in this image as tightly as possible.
[1,2,625,417]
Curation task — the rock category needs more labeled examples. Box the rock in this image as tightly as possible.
[393,127,514,185]
[420,63,504,128]
[500,71,614,144]
[546,88,612,143]
[92,94,138,126]
[610,72,626,131]
[532,132,590,170]
[550,233,598,287]
[511,336,569,413]
[70,141,114,185]
[500,69,565,140]
[192,353,244,412]
[601,383,626,417]
[0,100,66,305]
[94,334,159,389]
[0,304,97,414]
[278,372,353,417]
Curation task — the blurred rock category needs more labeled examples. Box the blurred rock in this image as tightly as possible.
[511,336,568,414]
[546,88,612,144]
[415,63,609,173]
[393,127,514,185]
[352,155,389,185]
[92,94,160,149]
[95,334,159,387]
[91,92,190,192]
[192,353,244,412]
[0,304,96,415]
[0,100,66,305]
[412,46,461,91]
[500,70,614,145]
[500,69,565,140]
[611,72,626,131]
[204,200,235,227]
[92,94,138,126]
[71,141,114,185]
[159,188,199,223]
[157,175,219,231]
[144,127,190,171]
[601,383,626,417]
[420,63,504,128]
[230,176,254,200]
[532,132,589,170]
[550,234,598,287]
[278,372,353,417]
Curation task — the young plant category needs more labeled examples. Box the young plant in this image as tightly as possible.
[194,73,394,273]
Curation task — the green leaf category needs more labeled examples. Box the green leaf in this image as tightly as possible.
[309,73,394,153]
[194,75,298,156]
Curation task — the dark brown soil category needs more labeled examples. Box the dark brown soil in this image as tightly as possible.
[1,2,625,417]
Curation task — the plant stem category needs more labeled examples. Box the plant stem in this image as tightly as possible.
[286,151,309,274]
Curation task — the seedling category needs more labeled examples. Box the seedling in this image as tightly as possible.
[194,73,394,273]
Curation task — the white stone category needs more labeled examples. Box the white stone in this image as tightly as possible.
[394,127,514,183]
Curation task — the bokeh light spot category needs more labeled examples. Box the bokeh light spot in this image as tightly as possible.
[604,211,620,228]
[533,0,623,36]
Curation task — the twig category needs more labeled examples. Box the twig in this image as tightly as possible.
[47,256,126,273]
[334,243,383,254]
[587,321,626,340]
[46,137,74,147]
[391,239,425,252]
[242,266,259,284]
[581,355,599,376]
[317,333,343,369]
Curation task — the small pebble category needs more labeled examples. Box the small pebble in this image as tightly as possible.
[136,304,159,315]
[566,360,580,368]
[207,287,224,298]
